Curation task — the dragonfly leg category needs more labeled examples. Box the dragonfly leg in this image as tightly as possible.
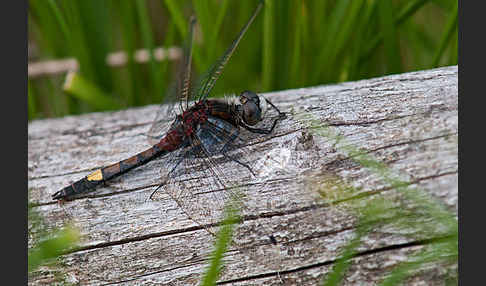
[240,98,286,134]
[218,135,256,176]
[264,97,286,119]
[222,150,256,177]
[240,114,284,134]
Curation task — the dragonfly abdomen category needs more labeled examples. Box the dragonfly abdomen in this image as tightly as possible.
[52,144,170,200]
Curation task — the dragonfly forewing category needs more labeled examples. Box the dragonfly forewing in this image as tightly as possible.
[147,15,197,145]
[149,131,248,234]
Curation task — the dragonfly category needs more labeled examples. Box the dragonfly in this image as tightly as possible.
[52,1,285,233]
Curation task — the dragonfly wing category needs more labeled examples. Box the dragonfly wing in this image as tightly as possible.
[193,1,263,102]
[149,121,249,235]
[149,144,231,234]
[146,92,179,145]
[147,17,197,145]
[179,16,196,109]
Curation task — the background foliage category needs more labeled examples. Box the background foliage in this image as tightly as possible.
[28,0,457,120]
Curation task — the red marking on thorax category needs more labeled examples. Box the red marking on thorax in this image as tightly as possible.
[153,102,210,151]
[181,102,209,137]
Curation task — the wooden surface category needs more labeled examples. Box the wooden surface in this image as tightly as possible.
[28,66,458,285]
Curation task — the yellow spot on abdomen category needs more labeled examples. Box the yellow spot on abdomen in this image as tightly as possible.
[86,169,103,181]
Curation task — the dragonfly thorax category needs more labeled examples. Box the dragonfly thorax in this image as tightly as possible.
[178,103,210,137]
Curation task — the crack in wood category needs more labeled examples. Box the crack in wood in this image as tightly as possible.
[28,121,153,141]
[321,132,457,170]
[329,170,457,206]
[53,170,455,258]
[99,258,206,285]
[367,132,457,153]
[327,114,416,127]
[217,234,456,284]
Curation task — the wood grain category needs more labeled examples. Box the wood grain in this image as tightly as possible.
[28,66,458,285]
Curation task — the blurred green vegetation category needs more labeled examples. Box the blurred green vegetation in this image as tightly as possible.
[28,195,80,277]
[28,0,457,120]
[298,113,458,285]
[200,197,241,286]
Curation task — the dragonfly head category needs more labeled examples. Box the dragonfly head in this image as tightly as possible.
[239,90,265,126]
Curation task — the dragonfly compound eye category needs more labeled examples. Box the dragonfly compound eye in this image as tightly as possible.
[240,90,262,126]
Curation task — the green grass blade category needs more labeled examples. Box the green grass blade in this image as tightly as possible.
[164,22,177,73]
[28,196,80,274]
[64,72,121,111]
[273,0,292,89]
[205,0,230,64]
[45,78,65,117]
[289,1,303,88]
[312,0,351,84]
[200,200,240,286]
[164,0,203,72]
[164,0,187,38]
[299,1,311,87]
[326,0,365,82]
[262,0,275,91]
[379,236,457,286]
[347,1,377,80]
[159,20,177,101]
[322,228,364,286]
[395,0,431,26]
[46,0,70,44]
[431,1,458,67]
[116,0,140,106]
[312,0,327,38]
[193,0,210,34]
[192,0,212,72]
[28,226,79,273]
[378,0,402,74]
[29,0,68,57]
[75,0,113,91]
[59,1,97,85]
[401,21,426,70]
[299,114,458,285]
[135,0,164,102]
[359,0,431,66]
[192,0,209,56]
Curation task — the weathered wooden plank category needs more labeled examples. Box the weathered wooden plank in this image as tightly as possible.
[28,66,458,285]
